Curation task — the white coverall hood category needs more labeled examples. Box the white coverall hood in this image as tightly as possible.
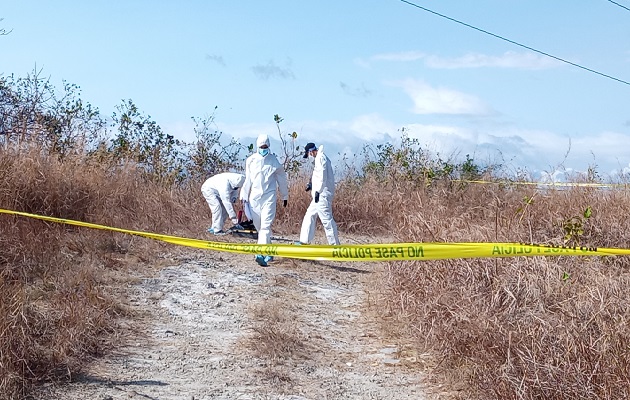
[228,174,245,191]
[256,134,270,148]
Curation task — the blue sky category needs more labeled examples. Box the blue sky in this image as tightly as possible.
[2,1,630,180]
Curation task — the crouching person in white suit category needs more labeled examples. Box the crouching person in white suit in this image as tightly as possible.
[298,142,340,245]
[240,134,289,267]
[201,172,245,235]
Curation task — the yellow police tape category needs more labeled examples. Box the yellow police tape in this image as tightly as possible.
[3,208,630,262]
[456,179,628,188]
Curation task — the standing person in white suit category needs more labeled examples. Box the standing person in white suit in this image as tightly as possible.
[201,172,246,235]
[298,142,340,245]
[240,134,289,267]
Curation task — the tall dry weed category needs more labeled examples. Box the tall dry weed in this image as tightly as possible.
[333,178,408,234]
[0,146,207,399]
[375,182,630,399]
[247,298,308,362]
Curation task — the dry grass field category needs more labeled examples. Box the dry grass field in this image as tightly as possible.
[379,182,630,399]
[2,143,630,399]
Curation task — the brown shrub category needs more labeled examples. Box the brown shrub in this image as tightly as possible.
[247,298,307,362]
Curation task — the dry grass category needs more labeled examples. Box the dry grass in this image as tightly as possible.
[280,175,630,398]
[4,141,630,400]
[274,170,314,234]
[370,180,630,399]
[0,147,208,399]
[276,171,402,236]
[242,277,313,393]
[246,298,308,362]
[333,178,402,234]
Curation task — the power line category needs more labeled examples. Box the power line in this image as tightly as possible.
[399,0,630,86]
[606,0,630,12]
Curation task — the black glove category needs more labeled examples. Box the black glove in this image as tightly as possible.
[305,182,312,192]
[314,191,320,203]
[283,199,288,207]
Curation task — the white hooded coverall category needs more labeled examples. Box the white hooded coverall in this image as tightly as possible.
[201,172,245,232]
[300,145,340,245]
[240,134,289,244]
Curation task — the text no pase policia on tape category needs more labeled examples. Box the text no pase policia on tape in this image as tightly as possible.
[206,242,609,261]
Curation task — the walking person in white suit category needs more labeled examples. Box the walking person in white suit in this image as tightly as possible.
[298,142,340,245]
[240,134,289,266]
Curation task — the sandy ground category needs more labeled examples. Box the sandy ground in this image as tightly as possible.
[38,233,432,400]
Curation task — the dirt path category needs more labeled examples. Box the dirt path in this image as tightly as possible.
[39,237,430,400]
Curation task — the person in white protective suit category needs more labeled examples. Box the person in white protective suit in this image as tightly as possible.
[298,142,340,245]
[201,172,246,235]
[240,134,289,267]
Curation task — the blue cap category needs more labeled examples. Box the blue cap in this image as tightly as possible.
[303,142,316,158]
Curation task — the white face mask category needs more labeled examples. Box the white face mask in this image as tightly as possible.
[258,148,269,156]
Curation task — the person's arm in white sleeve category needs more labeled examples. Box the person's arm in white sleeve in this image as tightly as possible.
[219,181,238,223]
[312,154,325,193]
[240,158,252,202]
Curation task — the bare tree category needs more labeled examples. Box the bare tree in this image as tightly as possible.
[273,114,303,177]
[0,67,106,154]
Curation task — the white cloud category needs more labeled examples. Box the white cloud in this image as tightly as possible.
[391,79,491,115]
[348,113,398,141]
[402,123,471,154]
[369,50,562,70]
[424,51,562,70]
[540,169,569,183]
[571,131,630,170]
[371,51,426,62]
[353,57,372,69]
